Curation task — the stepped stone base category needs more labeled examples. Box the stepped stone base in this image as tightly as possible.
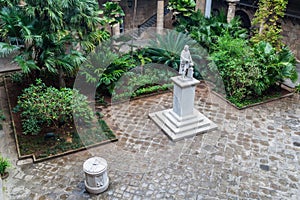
[149,109,217,141]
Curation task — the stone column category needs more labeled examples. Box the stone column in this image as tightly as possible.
[195,0,206,15]
[226,0,240,23]
[112,22,121,36]
[204,0,212,18]
[156,0,164,34]
[112,0,121,36]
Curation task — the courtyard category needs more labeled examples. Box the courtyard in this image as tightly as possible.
[0,78,299,199]
[0,0,300,199]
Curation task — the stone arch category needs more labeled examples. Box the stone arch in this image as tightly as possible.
[235,9,251,29]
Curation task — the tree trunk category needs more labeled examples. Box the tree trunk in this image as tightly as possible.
[59,66,66,88]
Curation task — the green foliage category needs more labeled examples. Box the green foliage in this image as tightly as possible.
[0,109,5,130]
[0,155,10,176]
[83,43,153,96]
[98,54,136,95]
[209,34,297,103]
[0,0,110,78]
[102,1,125,25]
[175,10,248,52]
[168,0,196,17]
[295,84,300,93]
[111,66,175,101]
[16,79,94,135]
[112,84,172,102]
[145,30,200,70]
[251,0,288,49]
[10,72,26,84]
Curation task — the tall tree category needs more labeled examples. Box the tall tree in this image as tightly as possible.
[0,0,110,87]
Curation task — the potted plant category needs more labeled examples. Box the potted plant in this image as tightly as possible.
[0,155,11,179]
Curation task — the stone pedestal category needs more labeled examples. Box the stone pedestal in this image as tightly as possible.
[149,76,217,141]
[83,157,109,194]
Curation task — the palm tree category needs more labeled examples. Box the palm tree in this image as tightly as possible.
[0,0,110,87]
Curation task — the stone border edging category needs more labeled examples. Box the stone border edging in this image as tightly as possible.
[4,77,118,163]
[102,88,172,107]
[211,84,294,110]
[0,177,3,200]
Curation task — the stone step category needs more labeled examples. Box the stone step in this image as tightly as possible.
[163,110,204,128]
[149,109,217,141]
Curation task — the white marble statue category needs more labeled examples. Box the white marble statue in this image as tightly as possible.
[179,45,194,79]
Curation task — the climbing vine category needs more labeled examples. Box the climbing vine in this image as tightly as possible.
[251,0,288,49]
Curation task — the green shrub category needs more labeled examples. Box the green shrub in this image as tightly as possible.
[112,83,172,102]
[295,84,300,93]
[0,155,10,176]
[175,10,248,52]
[168,0,196,17]
[16,79,94,135]
[0,109,5,130]
[10,72,26,84]
[209,34,297,103]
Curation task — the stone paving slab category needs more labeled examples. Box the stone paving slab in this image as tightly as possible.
[0,83,300,199]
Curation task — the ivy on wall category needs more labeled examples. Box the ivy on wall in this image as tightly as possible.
[251,0,288,49]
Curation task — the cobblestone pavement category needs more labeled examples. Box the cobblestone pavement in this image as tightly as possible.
[0,82,300,200]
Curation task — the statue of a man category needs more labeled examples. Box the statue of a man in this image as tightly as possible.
[179,45,194,79]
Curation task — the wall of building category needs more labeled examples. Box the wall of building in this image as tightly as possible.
[282,20,300,60]
[119,0,158,30]
[98,0,300,60]
[233,3,300,60]
[215,2,300,60]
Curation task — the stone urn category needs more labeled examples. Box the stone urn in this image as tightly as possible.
[83,157,109,194]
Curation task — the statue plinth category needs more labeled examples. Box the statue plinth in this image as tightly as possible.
[149,76,217,141]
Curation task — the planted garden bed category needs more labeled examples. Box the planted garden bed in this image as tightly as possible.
[5,77,117,162]
[211,83,294,109]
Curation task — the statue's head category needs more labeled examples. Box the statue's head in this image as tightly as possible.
[184,45,189,51]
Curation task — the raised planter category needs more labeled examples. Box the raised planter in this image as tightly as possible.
[1,172,9,180]
[210,83,294,110]
[4,78,118,163]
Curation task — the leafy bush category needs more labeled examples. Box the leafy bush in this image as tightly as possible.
[10,72,26,84]
[16,79,94,135]
[168,0,196,17]
[209,34,298,103]
[106,65,175,102]
[98,54,137,95]
[295,84,300,93]
[112,83,172,102]
[102,1,125,26]
[0,109,5,130]
[0,155,10,176]
[175,10,248,52]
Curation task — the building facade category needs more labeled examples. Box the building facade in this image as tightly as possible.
[99,0,300,60]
